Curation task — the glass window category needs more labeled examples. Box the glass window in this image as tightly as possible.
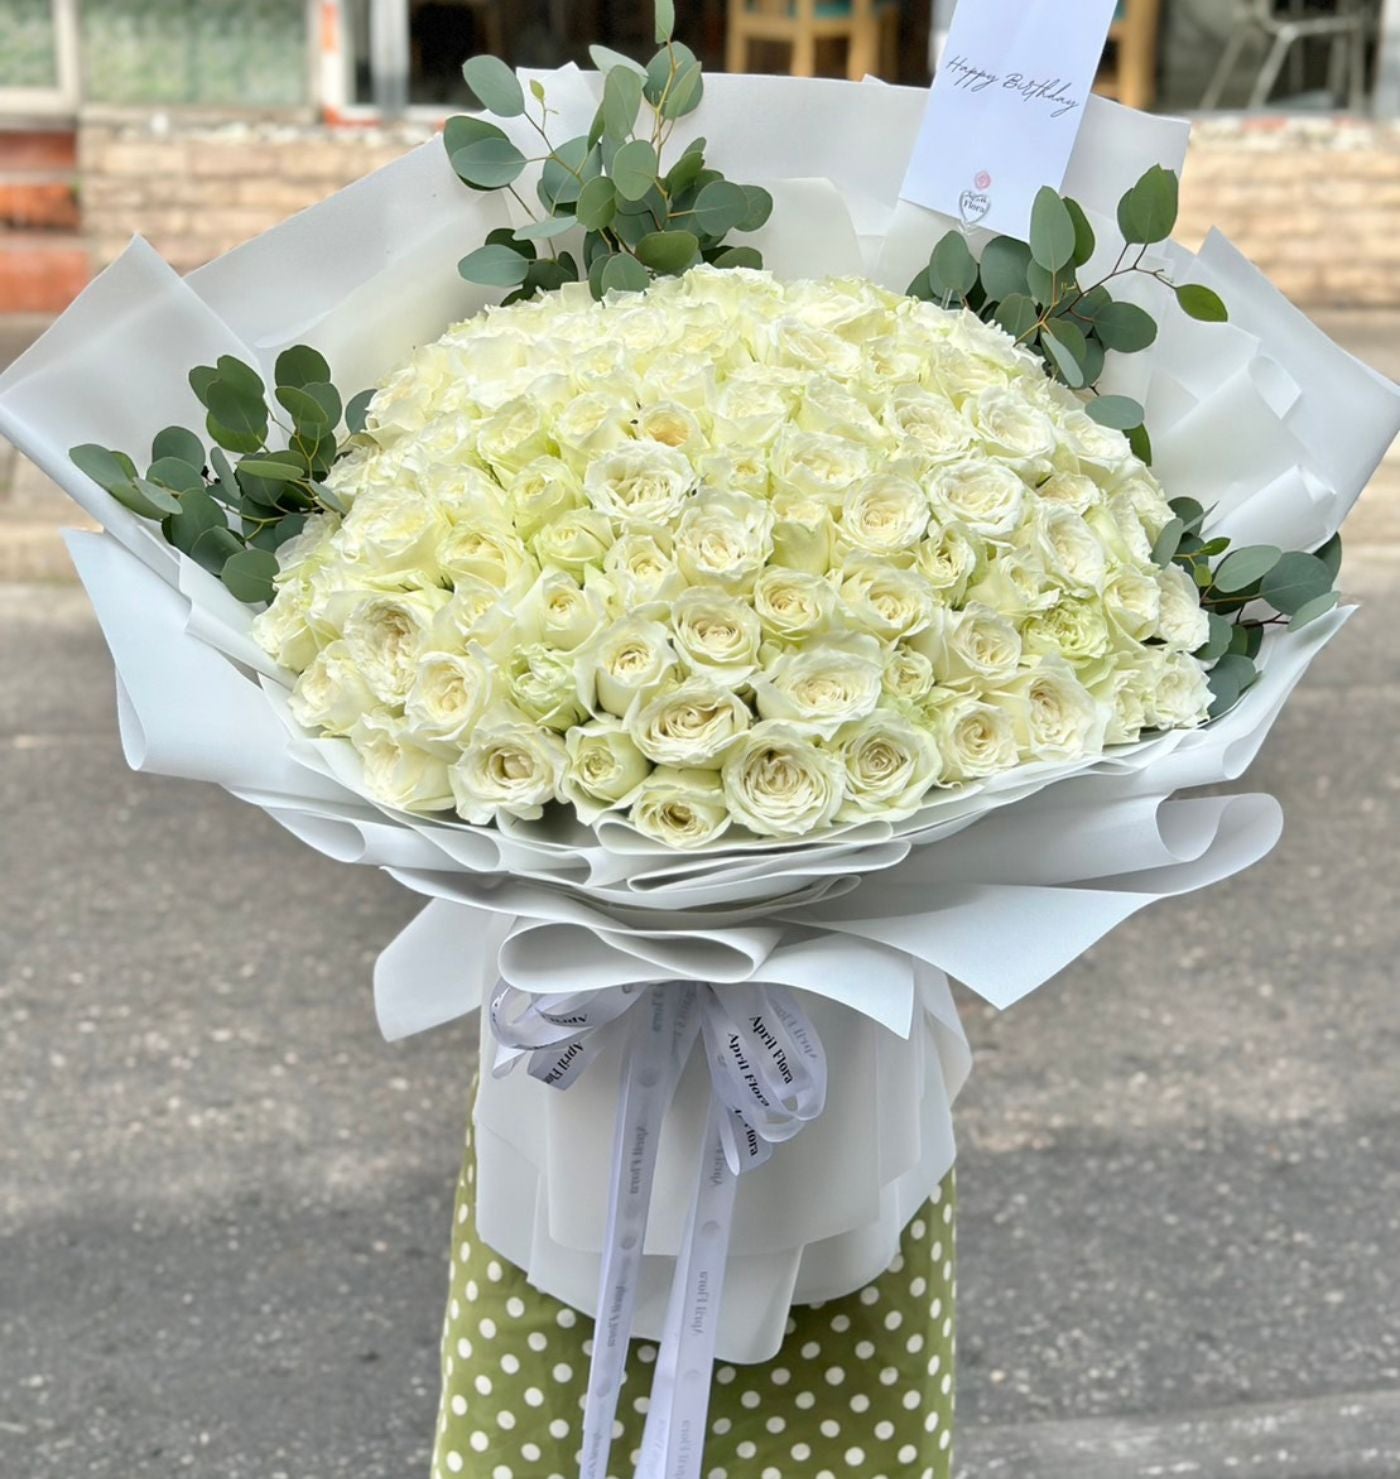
[0,0,60,89]
[79,0,310,108]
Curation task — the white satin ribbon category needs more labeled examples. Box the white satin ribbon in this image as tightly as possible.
[488,977,828,1479]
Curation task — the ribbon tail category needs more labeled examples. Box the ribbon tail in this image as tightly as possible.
[579,982,700,1479]
[637,1097,740,1479]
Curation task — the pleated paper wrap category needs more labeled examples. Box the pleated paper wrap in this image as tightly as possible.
[3,74,1397,1371]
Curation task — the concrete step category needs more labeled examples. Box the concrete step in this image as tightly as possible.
[957,1387,1400,1478]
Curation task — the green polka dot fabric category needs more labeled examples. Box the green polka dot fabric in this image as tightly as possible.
[433,1112,957,1479]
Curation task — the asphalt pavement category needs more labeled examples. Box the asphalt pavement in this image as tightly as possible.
[2,317,1399,1478]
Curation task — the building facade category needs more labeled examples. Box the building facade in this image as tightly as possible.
[2,0,1399,310]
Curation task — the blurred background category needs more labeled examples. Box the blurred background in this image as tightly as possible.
[2,3,1399,1477]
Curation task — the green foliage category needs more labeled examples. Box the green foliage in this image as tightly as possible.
[447,5,769,302]
[909,164,1228,462]
[71,347,368,611]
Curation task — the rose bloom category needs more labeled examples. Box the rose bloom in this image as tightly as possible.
[627,678,752,768]
[562,719,651,823]
[936,696,1021,781]
[930,460,1027,539]
[579,616,677,718]
[675,491,774,592]
[835,710,944,821]
[350,712,455,814]
[919,604,1023,687]
[721,722,847,837]
[668,588,763,682]
[584,440,696,522]
[995,658,1107,762]
[629,766,732,849]
[839,473,932,557]
[752,566,837,641]
[449,707,567,822]
[290,640,377,736]
[341,588,450,705]
[751,638,885,738]
[403,650,495,751]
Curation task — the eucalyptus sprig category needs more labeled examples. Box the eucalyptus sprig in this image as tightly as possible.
[447,1,771,303]
[70,346,368,605]
[1159,502,1342,717]
[910,165,1227,463]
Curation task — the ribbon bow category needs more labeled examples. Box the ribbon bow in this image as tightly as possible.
[489,977,828,1479]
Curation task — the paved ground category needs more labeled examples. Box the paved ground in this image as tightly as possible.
[2,314,1399,1478]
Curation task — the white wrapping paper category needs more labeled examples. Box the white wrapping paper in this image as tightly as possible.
[3,72,1397,1364]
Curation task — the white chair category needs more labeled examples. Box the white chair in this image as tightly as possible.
[1201,0,1374,111]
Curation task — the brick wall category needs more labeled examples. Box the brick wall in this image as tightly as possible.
[66,110,1400,308]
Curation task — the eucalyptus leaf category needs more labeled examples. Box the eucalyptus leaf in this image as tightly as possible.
[514,216,578,242]
[189,524,244,576]
[600,252,651,295]
[576,175,618,232]
[162,487,226,555]
[1290,589,1340,630]
[1314,531,1343,582]
[693,178,748,236]
[146,455,204,494]
[1258,550,1333,615]
[666,144,707,197]
[1029,187,1076,272]
[1127,422,1153,465]
[611,138,659,202]
[463,55,525,117]
[661,59,703,119]
[1176,283,1228,322]
[1095,300,1158,354]
[275,384,334,434]
[603,64,643,139]
[221,545,280,604]
[459,242,533,287]
[1064,196,1096,267]
[451,135,527,189]
[1087,394,1145,431]
[215,355,264,400]
[589,44,647,77]
[1150,516,1185,567]
[1169,496,1206,534]
[188,365,218,408]
[152,426,205,468]
[1195,612,1234,663]
[1213,544,1282,594]
[928,232,978,301]
[655,0,675,43]
[738,184,773,233]
[248,513,306,553]
[70,443,137,494]
[345,389,375,436]
[979,236,1031,303]
[206,381,268,442]
[635,229,699,275]
[1041,318,1087,388]
[1117,164,1179,245]
[711,245,763,270]
[112,478,182,519]
[274,345,331,390]
[993,293,1039,341]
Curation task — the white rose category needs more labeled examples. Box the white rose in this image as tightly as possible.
[769,489,834,574]
[796,378,885,443]
[336,486,451,579]
[626,678,752,768]
[1146,651,1212,730]
[449,706,567,823]
[695,444,771,499]
[430,576,517,653]
[930,460,1027,540]
[917,603,1023,687]
[839,474,932,557]
[1038,471,1102,514]
[517,570,607,651]
[350,712,454,814]
[1104,568,1163,644]
[995,658,1107,761]
[553,390,635,470]
[506,643,587,731]
[342,588,450,705]
[507,456,583,539]
[579,616,678,718]
[675,492,774,592]
[839,560,937,641]
[1024,504,1109,596]
[531,508,615,578]
[912,523,984,605]
[962,545,1056,620]
[1090,655,1155,745]
[603,527,685,607]
[253,579,320,671]
[438,522,539,591]
[1155,564,1212,653]
[562,719,651,822]
[936,696,1021,781]
[770,427,871,505]
[628,766,732,849]
[883,645,937,705]
[1022,597,1112,666]
[584,440,696,522]
[289,640,376,735]
[1112,471,1175,539]
[712,373,793,449]
[721,722,846,838]
[669,589,763,682]
[883,388,973,462]
[1087,495,1154,567]
[752,566,837,641]
[835,710,944,821]
[475,395,553,477]
[1058,409,1133,474]
[403,650,495,750]
[770,318,863,378]
[751,637,885,738]
[635,401,704,453]
[972,387,1057,474]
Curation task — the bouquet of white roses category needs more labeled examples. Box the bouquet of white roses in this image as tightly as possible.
[3,13,1397,1479]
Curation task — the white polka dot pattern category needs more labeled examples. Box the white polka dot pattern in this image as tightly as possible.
[433,1114,956,1478]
